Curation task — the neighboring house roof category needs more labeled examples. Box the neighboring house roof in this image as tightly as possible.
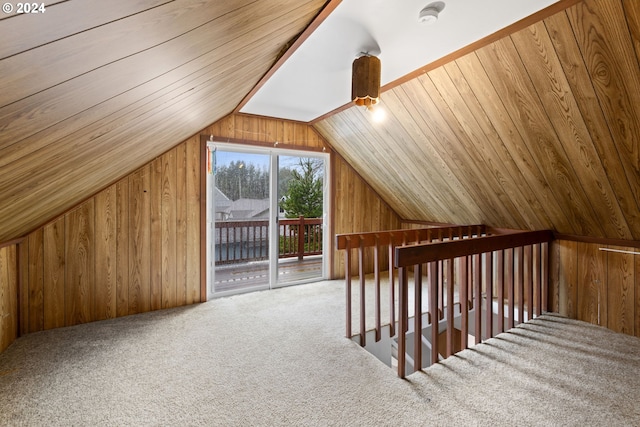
[214,187,232,211]
[229,198,270,219]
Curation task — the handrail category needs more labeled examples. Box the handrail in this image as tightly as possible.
[394,230,553,266]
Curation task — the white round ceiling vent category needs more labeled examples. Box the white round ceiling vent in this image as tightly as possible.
[418,1,445,24]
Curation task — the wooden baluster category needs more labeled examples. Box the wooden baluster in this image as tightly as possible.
[414,263,423,372]
[345,238,352,339]
[533,243,541,317]
[374,236,381,342]
[388,242,395,337]
[459,255,469,350]
[526,245,533,321]
[517,246,524,325]
[429,261,439,367]
[359,238,366,347]
[485,252,493,339]
[541,242,549,313]
[297,216,305,260]
[507,248,515,330]
[438,259,444,320]
[398,266,409,378]
[497,250,504,333]
[446,258,454,357]
[474,253,482,344]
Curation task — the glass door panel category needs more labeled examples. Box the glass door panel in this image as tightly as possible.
[211,149,271,295]
[275,155,325,287]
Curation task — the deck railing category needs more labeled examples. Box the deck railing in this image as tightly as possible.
[336,225,553,378]
[279,216,323,260]
[215,216,322,264]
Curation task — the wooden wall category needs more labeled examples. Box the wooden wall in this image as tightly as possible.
[0,244,18,353]
[17,137,201,336]
[550,239,640,336]
[204,113,402,279]
[0,112,399,352]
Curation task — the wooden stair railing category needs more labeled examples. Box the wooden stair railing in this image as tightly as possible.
[336,225,487,346]
[394,228,553,378]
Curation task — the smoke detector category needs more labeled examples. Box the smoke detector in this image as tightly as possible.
[418,1,445,24]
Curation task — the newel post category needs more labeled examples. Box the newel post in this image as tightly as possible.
[298,215,305,260]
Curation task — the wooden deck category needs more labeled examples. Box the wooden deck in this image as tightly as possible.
[213,256,323,294]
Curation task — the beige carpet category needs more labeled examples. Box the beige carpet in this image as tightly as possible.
[1,279,639,426]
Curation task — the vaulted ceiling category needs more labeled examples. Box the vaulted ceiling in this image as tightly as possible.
[315,0,640,240]
[0,0,327,243]
[1,0,639,244]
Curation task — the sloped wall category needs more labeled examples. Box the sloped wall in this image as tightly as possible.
[16,137,201,336]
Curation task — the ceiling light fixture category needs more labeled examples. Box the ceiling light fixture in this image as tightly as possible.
[418,1,445,25]
[352,54,381,108]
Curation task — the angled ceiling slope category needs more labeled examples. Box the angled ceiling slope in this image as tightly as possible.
[0,0,328,243]
[240,0,561,122]
[314,0,640,241]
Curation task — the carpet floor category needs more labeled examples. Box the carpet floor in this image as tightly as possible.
[1,279,639,426]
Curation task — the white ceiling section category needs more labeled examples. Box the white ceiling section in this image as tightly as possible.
[240,0,560,122]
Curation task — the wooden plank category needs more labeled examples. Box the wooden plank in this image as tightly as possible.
[607,245,635,335]
[150,157,163,311]
[175,142,188,306]
[65,200,95,326]
[546,8,640,238]
[128,166,151,315]
[27,229,44,332]
[454,53,573,233]
[185,136,200,304]
[577,242,607,326]
[43,217,65,329]
[0,0,257,107]
[115,178,129,317]
[0,246,18,352]
[94,185,117,321]
[0,4,319,243]
[572,0,640,215]
[18,241,29,336]
[161,149,178,308]
[476,37,603,237]
[0,0,170,59]
[511,20,632,239]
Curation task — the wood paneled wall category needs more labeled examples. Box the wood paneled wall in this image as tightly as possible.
[550,240,640,336]
[204,114,402,279]
[17,137,201,335]
[0,244,18,352]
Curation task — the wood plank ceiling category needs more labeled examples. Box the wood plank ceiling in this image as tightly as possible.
[0,0,328,243]
[315,0,640,240]
[1,0,639,245]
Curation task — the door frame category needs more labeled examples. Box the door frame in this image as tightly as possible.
[205,141,330,300]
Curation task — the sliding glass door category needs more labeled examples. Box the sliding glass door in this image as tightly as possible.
[206,143,328,298]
